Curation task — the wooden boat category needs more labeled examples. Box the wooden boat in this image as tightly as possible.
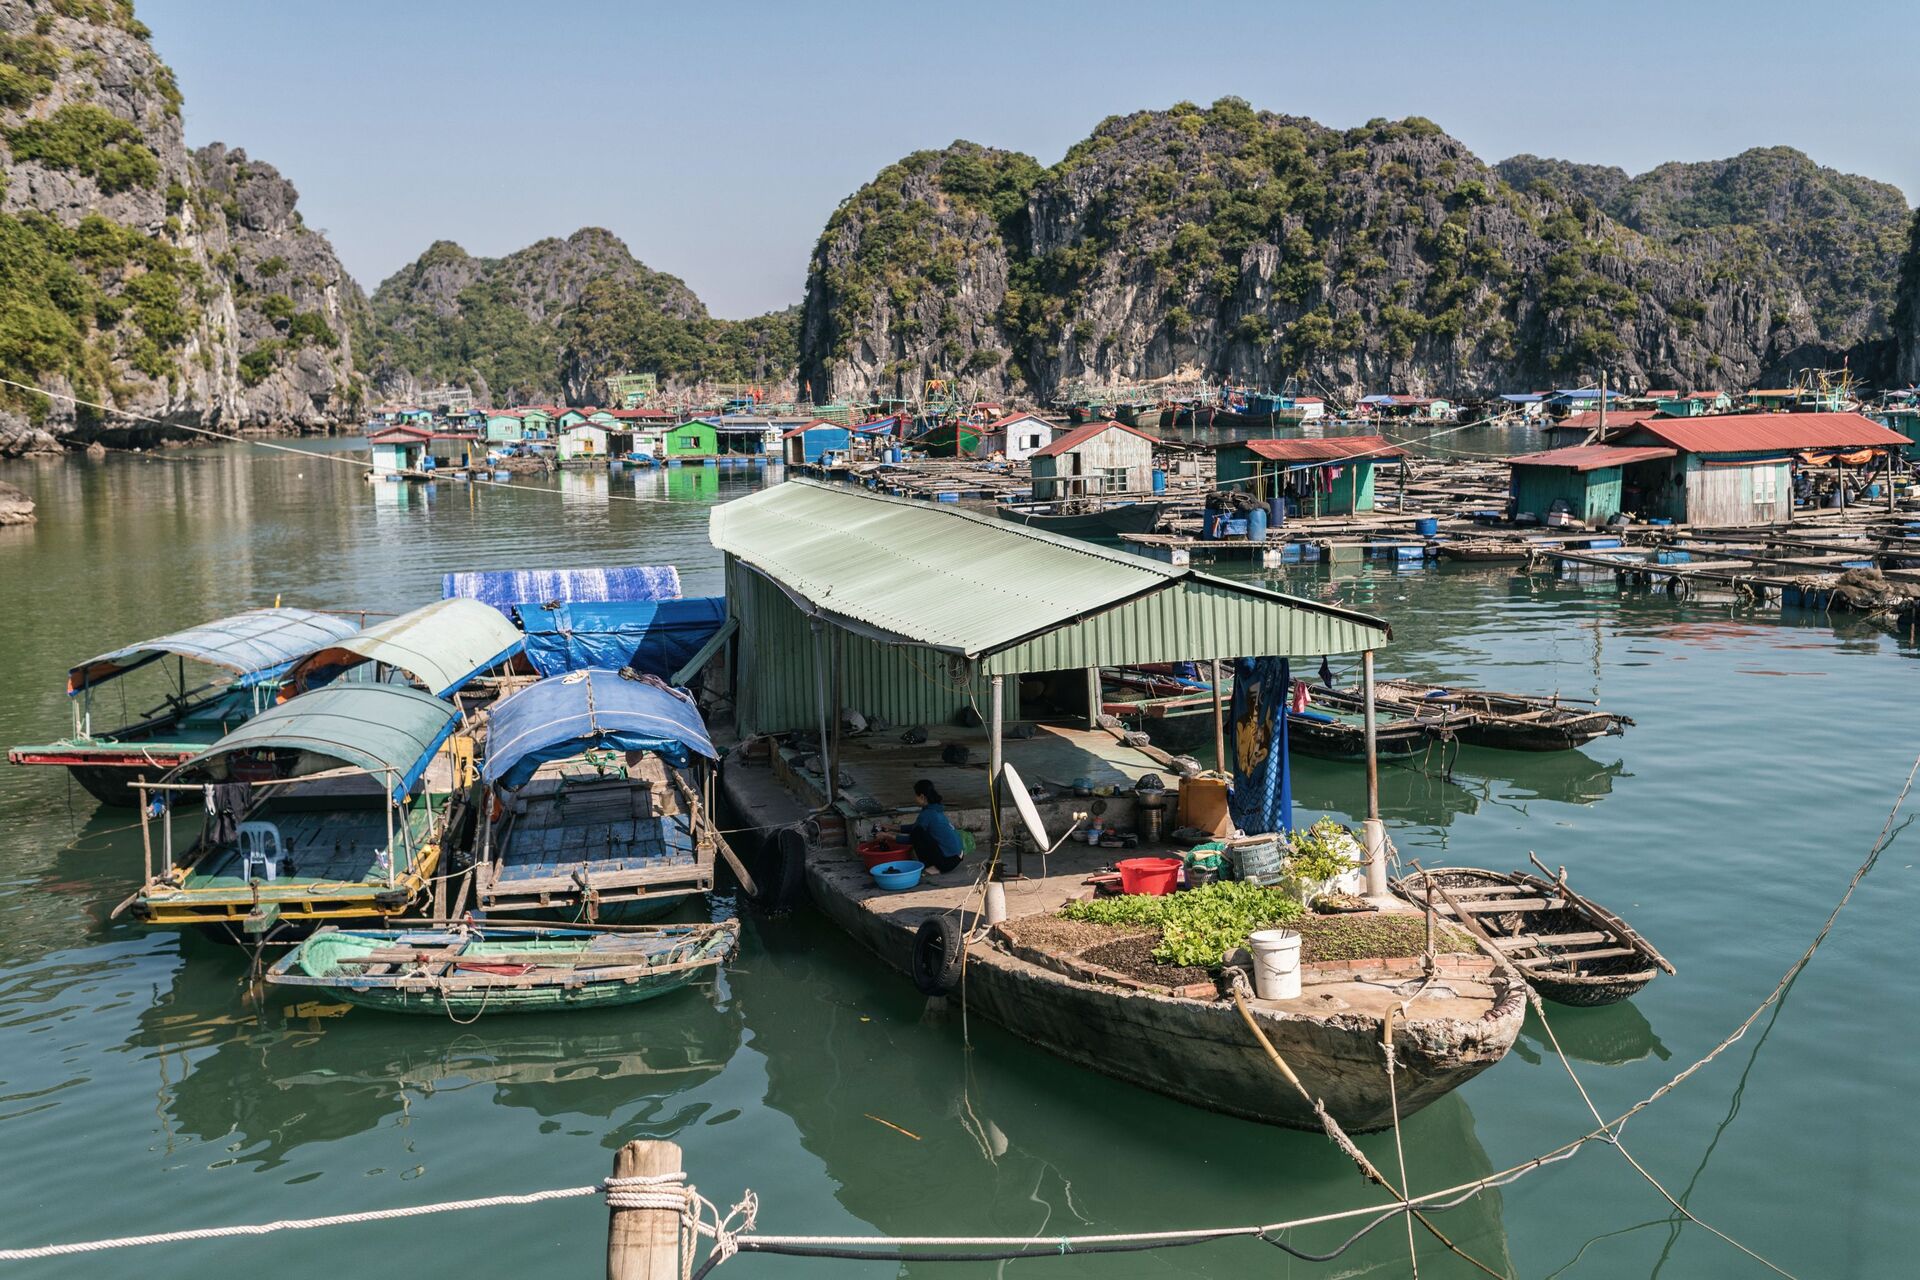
[265,920,738,1016]
[1329,679,1631,751]
[1394,864,1673,1006]
[126,684,468,931]
[1287,701,1464,760]
[473,669,725,923]
[995,499,1166,537]
[9,608,362,806]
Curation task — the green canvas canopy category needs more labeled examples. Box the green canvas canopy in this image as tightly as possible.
[174,685,462,801]
[282,598,523,699]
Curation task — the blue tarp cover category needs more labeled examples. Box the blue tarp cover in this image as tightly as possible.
[1228,656,1293,836]
[1499,393,1546,403]
[443,565,682,616]
[514,597,726,678]
[483,669,716,788]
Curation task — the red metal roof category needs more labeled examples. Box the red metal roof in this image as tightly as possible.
[1229,435,1406,463]
[1626,412,1907,454]
[1030,419,1159,458]
[1506,445,1677,472]
[367,425,433,442]
[781,419,842,439]
[1548,409,1658,431]
[985,411,1050,431]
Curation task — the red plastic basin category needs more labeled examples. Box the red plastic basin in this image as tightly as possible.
[857,839,909,871]
[1117,856,1182,896]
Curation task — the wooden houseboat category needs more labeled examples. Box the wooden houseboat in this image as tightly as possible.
[9,607,361,806]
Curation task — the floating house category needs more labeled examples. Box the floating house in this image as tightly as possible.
[557,422,634,466]
[1654,391,1732,418]
[1357,394,1452,419]
[662,419,719,460]
[1504,444,1680,526]
[978,412,1056,461]
[1612,412,1908,526]
[556,408,595,431]
[780,420,852,465]
[1213,435,1407,516]
[1543,408,1660,436]
[1028,420,1158,499]
[1546,388,1627,415]
[484,411,526,443]
[1497,393,1547,419]
[368,426,480,478]
[517,407,555,438]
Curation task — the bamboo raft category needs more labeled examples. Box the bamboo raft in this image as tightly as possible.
[1394,862,1672,1005]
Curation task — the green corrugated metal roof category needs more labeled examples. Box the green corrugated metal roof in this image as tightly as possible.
[711,480,1387,673]
[284,598,524,698]
[179,685,462,800]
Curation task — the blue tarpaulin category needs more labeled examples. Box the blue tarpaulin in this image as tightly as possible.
[1227,656,1292,836]
[514,597,727,678]
[483,669,716,788]
[443,565,682,617]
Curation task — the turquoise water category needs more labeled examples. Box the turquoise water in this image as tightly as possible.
[0,440,1913,1277]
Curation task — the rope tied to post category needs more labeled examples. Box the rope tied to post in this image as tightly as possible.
[604,1170,760,1269]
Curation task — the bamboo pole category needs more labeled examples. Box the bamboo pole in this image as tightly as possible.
[1210,659,1227,771]
[607,1139,685,1280]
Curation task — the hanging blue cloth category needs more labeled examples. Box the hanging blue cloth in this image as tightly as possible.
[1227,656,1292,836]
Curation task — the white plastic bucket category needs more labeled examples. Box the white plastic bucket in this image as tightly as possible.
[1248,928,1303,1001]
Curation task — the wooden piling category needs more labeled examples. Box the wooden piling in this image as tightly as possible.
[608,1139,686,1280]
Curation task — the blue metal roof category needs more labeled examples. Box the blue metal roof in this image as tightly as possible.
[443,564,682,617]
[69,608,360,695]
[1499,393,1546,403]
[482,669,715,788]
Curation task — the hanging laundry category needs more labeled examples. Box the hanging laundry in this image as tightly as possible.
[1291,680,1311,713]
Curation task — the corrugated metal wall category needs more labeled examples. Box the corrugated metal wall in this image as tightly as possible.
[1684,459,1787,528]
[986,578,1384,674]
[731,560,1016,736]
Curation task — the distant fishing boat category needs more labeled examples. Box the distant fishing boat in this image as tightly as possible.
[1319,680,1632,751]
[994,499,1166,537]
[1103,667,1465,760]
[264,920,738,1016]
[472,669,725,923]
[125,684,468,932]
[9,608,362,806]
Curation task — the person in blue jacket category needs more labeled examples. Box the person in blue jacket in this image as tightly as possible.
[883,779,964,874]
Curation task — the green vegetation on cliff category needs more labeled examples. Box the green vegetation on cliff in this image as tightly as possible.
[7,102,159,192]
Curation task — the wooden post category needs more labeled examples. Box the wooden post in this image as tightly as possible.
[1362,649,1380,823]
[1084,666,1101,730]
[607,1139,685,1280]
[1210,658,1227,771]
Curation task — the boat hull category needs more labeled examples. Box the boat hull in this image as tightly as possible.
[9,742,208,807]
[995,501,1166,537]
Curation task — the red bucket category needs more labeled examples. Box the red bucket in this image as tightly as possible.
[1117,856,1182,896]
[857,839,909,871]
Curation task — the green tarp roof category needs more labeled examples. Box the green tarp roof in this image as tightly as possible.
[710,480,1388,673]
[283,597,523,698]
[177,685,461,801]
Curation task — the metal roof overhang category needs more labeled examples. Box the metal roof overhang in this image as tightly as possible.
[68,607,362,695]
[713,481,1389,674]
[282,597,525,699]
[172,685,462,801]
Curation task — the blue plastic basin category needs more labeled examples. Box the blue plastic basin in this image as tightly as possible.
[871,860,924,891]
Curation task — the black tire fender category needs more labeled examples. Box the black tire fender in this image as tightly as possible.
[756,825,808,909]
[911,915,964,996]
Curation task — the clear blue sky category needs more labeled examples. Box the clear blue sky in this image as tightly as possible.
[143,0,1916,320]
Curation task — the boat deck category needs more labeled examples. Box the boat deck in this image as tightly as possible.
[482,764,709,907]
[184,794,436,890]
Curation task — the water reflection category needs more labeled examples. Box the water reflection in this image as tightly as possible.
[740,914,1514,1277]
[1514,1001,1671,1068]
[130,946,742,1170]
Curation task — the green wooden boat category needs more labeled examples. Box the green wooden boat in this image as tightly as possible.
[265,920,738,1016]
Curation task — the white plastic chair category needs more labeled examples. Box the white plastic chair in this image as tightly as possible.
[237,822,284,881]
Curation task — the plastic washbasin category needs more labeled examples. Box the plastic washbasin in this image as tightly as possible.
[871,860,924,891]
[1117,856,1182,896]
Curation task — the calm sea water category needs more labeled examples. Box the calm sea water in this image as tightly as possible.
[0,438,1913,1278]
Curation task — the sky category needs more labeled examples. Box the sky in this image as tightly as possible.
[143,0,1917,320]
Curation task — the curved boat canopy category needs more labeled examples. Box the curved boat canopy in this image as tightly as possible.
[282,598,523,699]
[68,608,360,695]
[483,668,715,789]
[174,685,462,801]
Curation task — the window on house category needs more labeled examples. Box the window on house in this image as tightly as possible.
[1102,467,1130,493]
[1753,466,1778,505]
[1025,434,1042,450]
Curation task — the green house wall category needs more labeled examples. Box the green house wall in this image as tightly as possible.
[1213,448,1379,514]
[1512,466,1622,523]
[665,422,718,456]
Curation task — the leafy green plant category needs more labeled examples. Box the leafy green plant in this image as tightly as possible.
[1061,881,1304,968]
[1286,817,1361,883]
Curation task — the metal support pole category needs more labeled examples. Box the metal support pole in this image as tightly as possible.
[1362,649,1388,898]
[1210,659,1227,771]
[989,673,1012,877]
[1084,666,1100,730]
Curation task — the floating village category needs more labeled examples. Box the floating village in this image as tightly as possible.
[6,360,1920,1274]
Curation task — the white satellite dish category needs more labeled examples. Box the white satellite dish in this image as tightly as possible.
[999,761,1051,848]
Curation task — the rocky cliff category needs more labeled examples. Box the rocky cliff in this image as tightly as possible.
[0,0,361,454]
[801,101,1915,403]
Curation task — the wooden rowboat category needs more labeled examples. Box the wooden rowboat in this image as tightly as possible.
[1393,864,1671,1006]
[1323,679,1631,752]
[995,500,1167,537]
[265,920,739,1016]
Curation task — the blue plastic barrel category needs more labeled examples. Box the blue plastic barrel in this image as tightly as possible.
[889,447,903,464]
[1248,506,1269,543]
[1202,506,1219,538]
[1268,495,1285,527]
[1151,469,1167,494]
[1414,517,1439,537]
